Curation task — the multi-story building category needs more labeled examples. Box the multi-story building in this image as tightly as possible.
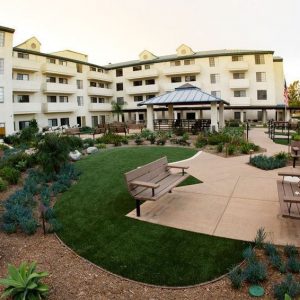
[0,25,286,135]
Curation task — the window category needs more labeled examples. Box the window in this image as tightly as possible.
[210,74,220,84]
[17,52,29,59]
[116,69,123,77]
[145,79,155,85]
[46,76,56,83]
[77,96,84,106]
[145,65,150,70]
[233,72,245,79]
[48,119,58,127]
[47,58,56,64]
[60,118,69,126]
[117,97,124,105]
[76,64,82,73]
[133,80,142,86]
[16,95,29,103]
[256,72,266,82]
[184,59,194,65]
[16,73,29,80]
[0,87,3,103]
[209,57,215,67]
[134,95,143,102]
[98,98,105,103]
[234,112,241,120]
[232,55,243,61]
[116,83,123,91]
[257,90,267,100]
[59,77,68,84]
[211,91,221,98]
[90,81,97,87]
[0,32,4,47]
[133,65,142,71]
[47,96,56,103]
[146,95,155,100]
[59,96,68,103]
[76,80,83,89]
[19,121,30,130]
[91,116,98,127]
[234,90,246,97]
[255,54,265,64]
[97,68,105,73]
[59,60,67,66]
[171,76,181,83]
[90,67,97,71]
[171,60,181,67]
[91,97,98,103]
[185,75,196,82]
[0,59,4,74]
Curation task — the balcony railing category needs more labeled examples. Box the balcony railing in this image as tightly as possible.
[13,58,40,72]
[88,103,112,111]
[163,65,201,76]
[42,83,77,94]
[229,97,251,106]
[126,84,159,95]
[229,79,250,89]
[227,61,249,71]
[42,102,77,113]
[12,80,40,93]
[13,103,42,114]
[126,69,159,80]
[42,63,76,77]
[87,86,113,97]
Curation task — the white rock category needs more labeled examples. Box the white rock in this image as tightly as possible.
[86,147,98,154]
[25,148,37,155]
[69,150,82,161]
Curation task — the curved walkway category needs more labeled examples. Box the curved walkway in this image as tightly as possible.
[128,128,300,246]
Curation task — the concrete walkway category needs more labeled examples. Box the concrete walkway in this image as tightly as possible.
[127,128,300,246]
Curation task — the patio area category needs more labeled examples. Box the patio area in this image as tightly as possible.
[127,128,300,246]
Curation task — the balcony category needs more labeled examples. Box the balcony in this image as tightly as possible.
[163,65,201,76]
[87,87,113,97]
[12,80,40,93]
[87,71,112,82]
[88,103,112,111]
[227,61,249,71]
[13,58,40,72]
[42,102,77,113]
[165,82,201,92]
[126,69,159,80]
[13,103,42,114]
[42,63,76,77]
[126,84,160,95]
[229,79,250,89]
[229,97,251,106]
[42,83,76,94]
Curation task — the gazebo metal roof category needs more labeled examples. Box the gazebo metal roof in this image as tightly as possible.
[137,83,230,106]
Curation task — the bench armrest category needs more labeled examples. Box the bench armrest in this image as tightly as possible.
[283,196,300,203]
[130,180,160,189]
[278,172,300,178]
[167,164,189,175]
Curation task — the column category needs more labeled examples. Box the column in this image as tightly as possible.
[154,111,158,120]
[146,105,154,131]
[219,103,225,129]
[168,105,174,120]
[240,110,244,123]
[285,109,291,122]
[195,110,200,120]
[262,109,267,124]
[210,103,218,132]
[135,112,139,124]
[128,112,132,122]
[199,110,203,119]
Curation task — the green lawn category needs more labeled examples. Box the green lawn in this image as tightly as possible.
[55,147,246,286]
[273,138,290,145]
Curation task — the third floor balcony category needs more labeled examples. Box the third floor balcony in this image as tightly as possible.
[12,80,40,93]
[13,102,42,114]
[87,71,112,82]
[126,84,160,95]
[42,63,77,77]
[42,82,77,94]
[126,69,159,80]
[229,79,250,89]
[227,61,249,72]
[13,57,40,72]
[163,65,201,76]
[230,97,251,106]
[87,86,113,97]
[42,102,77,113]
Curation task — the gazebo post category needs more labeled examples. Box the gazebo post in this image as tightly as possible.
[146,105,154,131]
[168,105,174,120]
[219,102,225,129]
[211,103,218,132]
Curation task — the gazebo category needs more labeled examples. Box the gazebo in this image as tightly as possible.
[137,83,230,132]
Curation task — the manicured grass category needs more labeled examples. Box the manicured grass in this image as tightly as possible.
[55,147,246,286]
[273,138,290,145]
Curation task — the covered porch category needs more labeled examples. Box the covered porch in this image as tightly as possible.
[138,84,230,132]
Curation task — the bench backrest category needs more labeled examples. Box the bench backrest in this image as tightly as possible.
[124,157,169,195]
[291,141,300,154]
[65,128,80,134]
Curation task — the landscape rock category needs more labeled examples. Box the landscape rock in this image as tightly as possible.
[69,150,82,161]
[86,147,98,154]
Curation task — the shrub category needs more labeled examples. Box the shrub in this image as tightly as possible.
[2,222,16,234]
[228,266,244,289]
[0,167,21,184]
[19,217,37,235]
[140,129,153,139]
[48,218,62,232]
[254,227,267,249]
[79,126,93,133]
[63,135,83,150]
[273,274,300,300]
[217,143,223,153]
[96,132,122,144]
[135,135,144,145]
[96,143,106,149]
[269,254,286,273]
[44,207,55,221]
[264,242,279,257]
[3,134,20,146]
[275,152,289,161]
[227,120,240,127]
[284,244,299,258]
[240,143,252,154]
[243,246,256,262]
[195,134,208,148]
[227,144,236,156]
[83,138,95,147]
[121,137,129,145]
[250,155,287,170]
[148,133,156,144]
[0,177,8,192]
[287,256,300,273]
[0,144,9,151]
[243,261,267,284]
[0,262,49,300]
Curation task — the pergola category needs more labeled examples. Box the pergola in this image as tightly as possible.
[138,83,230,131]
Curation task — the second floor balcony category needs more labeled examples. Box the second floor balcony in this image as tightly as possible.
[87,71,112,82]
[230,97,251,106]
[227,61,249,72]
[88,103,112,111]
[126,84,160,95]
[87,86,113,97]
[13,102,42,114]
[42,102,77,113]
[229,79,250,89]
[12,80,40,93]
[42,82,77,94]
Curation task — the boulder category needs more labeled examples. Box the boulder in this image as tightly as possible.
[69,150,82,161]
[86,147,98,154]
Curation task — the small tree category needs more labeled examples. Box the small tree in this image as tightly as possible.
[288,81,300,107]
[111,100,127,122]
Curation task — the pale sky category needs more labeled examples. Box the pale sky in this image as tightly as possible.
[0,0,299,83]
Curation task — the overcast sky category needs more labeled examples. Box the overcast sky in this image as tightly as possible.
[1,0,299,83]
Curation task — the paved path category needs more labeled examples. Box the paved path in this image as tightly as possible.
[127,128,300,246]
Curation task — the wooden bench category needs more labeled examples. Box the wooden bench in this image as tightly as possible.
[290,141,300,168]
[92,125,107,139]
[277,172,300,219]
[124,157,189,216]
[65,127,81,137]
[108,123,128,135]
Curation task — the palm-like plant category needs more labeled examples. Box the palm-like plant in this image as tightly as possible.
[111,100,127,122]
[0,262,49,299]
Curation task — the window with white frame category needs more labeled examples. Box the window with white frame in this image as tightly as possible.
[133,65,142,71]
[134,95,143,102]
[185,75,196,82]
[257,90,267,100]
[234,90,246,97]
[145,79,155,85]
[211,91,221,98]
[59,77,68,84]
[256,72,266,82]
[46,76,56,83]
[0,32,4,47]
[16,73,29,80]
[17,52,29,59]
[255,54,265,64]
[77,96,84,106]
[47,96,56,103]
[91,116,98,127]
[47,58,56,64]
[209,57,215,67]
[171,76,181,83]
[232,55,243,61]
[0,87,4,103]
[15,95,29,103]
[77,80,83,89]
[170,60,181,67]
[145,64,151,70]
[59,96,68,103]
[59,60,67,66]
[48,119,58,127]
[210,74,220,84]
[184,59,195,65]
[233,72,245,79]
[0,59,3,74]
